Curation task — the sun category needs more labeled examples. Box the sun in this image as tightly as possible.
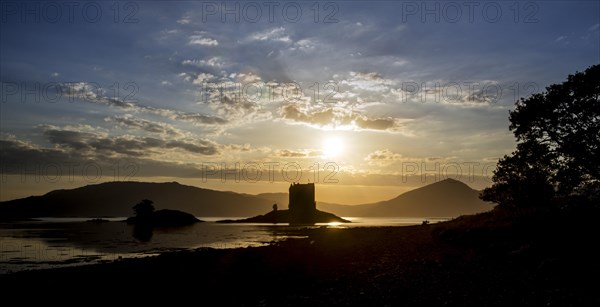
[322,136,344,158]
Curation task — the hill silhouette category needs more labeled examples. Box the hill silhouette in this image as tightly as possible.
[0,181,273,219]
[0,179,493,219]
[319,179,494,217]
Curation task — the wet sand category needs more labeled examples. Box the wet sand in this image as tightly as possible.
[1,207,599,306]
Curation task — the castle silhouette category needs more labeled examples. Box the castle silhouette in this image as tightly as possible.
[288,183,316,225]
[217,182,349,224]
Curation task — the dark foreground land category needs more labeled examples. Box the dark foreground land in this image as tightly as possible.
[1,206,599,306]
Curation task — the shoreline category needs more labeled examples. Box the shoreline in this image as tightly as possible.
[1,208,599,305]
[0,217,447,274]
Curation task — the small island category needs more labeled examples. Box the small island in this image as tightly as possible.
[126,199,202,227]
[218,208,349,224]
[218,183,350,224]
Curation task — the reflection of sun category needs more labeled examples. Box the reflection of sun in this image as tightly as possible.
[322,136,344,158]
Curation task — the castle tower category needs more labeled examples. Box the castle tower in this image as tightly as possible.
[288,183,316,224]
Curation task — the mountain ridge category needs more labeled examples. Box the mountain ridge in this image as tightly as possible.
[0,179,493,219]
[361,178,493,217]
[0,181,273,218]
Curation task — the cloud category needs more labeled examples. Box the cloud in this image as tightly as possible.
[341,71,395,92]
[355,117,398,130]
[59,82,101,101]
[177,17,191,25]
[59,82,228,127]
[104,115,185,137]
[274,149,322,158]
[0,136,208,178]
[190,73,274,125]
[365,149,402,161]
[363,150,465,168]
[589,23,599,31]
[175,113,228,125]
[236,72,262,84]
[38,125,219,156]
[222,143,253,152]
[280,104,404,132]
[0,136,86,173]
[182,57,226,68]
[156,29,181,42]
[178,72,193,82]
[248,27,291,43]
[44,128,98,152]
[164,140,218,154]
[207,94,273,125]
[289,39,316,52]
[192,72,217,84]
[281,105,336,126]
[188,34,219,46]
[388,79,504,107]
[392,60,407,66]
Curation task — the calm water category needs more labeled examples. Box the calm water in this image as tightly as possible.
[0,217,447,274]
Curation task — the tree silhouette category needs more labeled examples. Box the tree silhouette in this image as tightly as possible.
[133,199,155,218]
[482,65,599,207]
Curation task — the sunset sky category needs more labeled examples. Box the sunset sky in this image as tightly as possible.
[1,1,598,203]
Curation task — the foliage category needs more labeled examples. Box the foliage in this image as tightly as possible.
[133,199,155,217]
[482,65,599,207]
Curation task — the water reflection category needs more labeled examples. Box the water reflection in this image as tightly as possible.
[0,217,448,273]
[132,224,153,242]
[0,220,302,273]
